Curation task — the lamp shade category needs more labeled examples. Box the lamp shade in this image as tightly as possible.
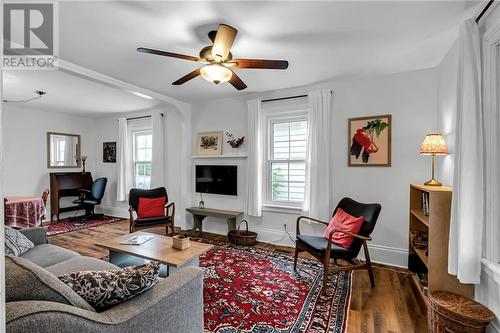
[200,64,232,84]
[420,133,448,155]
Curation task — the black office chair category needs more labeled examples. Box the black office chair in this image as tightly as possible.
[294,197,381,294]
[73,177,107,223]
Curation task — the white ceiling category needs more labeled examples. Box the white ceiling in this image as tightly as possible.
[3,70,161,115]
[57,1,479,102]
[4,1,481,110]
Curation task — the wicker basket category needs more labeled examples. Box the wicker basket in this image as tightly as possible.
[428,291,494,333]
[228,220,257,246]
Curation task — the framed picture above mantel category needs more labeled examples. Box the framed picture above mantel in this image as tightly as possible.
[197,131,223,155]
[348,114,391,167]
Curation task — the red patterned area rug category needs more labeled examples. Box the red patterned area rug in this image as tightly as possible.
[197,239,352,333]
[44,216,123,236]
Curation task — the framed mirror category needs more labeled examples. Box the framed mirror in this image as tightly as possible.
[47,132,81,168]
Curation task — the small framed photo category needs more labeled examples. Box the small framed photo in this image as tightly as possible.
[103,142,117,163]
[197,131,223,155]
[348,115,391,166]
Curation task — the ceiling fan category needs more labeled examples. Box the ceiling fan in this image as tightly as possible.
[137,24,289,91]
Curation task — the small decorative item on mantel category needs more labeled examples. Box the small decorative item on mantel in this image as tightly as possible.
[172,234,190,250]
[226,132,245,149]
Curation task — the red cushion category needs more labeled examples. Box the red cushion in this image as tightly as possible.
[138,197,166,219]
[323,208,364,249]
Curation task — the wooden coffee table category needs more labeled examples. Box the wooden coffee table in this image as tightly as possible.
[95,232,213,277]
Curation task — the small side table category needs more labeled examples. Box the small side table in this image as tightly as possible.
[186,207,243,236]
[429,291,494,333]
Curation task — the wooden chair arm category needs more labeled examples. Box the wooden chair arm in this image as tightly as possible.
[296,215,329,235]
[128,206,135,224]
[165,202,175,218]
[328,228,372,241]
[325,228,371,258]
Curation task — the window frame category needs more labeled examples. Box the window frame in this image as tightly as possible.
[132,129,153,189]
[264,111,308,209]
[483,22,500,263]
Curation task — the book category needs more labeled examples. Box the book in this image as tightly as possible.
[121,234,154,245]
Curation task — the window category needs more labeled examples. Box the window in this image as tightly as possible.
[133,130,152,189]
[267,118,308,206]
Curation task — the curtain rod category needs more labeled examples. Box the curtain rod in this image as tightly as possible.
[119,113,164,121]
[476,0,495,23]
[261,91,333,103]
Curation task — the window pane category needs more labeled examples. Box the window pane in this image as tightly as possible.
[269,119,307,204]
[137,135,146,148]
[272,182,289,201]
[134,162,151,189]
[137,148,146,161]
[272,163,288,181]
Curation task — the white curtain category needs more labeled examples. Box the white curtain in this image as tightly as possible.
[303,90,333,221]
[246,99,263,217]
[151,112,166,188]
[117,118,131,201]
[448,19,484,284]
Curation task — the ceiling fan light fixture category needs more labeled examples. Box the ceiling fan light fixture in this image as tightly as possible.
[200,63,232,84]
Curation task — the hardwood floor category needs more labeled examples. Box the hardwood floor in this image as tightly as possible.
[48,219,427,333]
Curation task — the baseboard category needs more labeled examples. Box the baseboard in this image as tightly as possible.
[202,225,408,268]
[359,243,408,268]
[95,205,128,219]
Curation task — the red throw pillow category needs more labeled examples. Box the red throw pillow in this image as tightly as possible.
[137,197,166,219]
[323,208,365,249]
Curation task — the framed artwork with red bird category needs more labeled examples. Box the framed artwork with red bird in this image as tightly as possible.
[348,115,391,166]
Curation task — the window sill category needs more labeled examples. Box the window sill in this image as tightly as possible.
[481,258,500,281]
[262,204,302,215]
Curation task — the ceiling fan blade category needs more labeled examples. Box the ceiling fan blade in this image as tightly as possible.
[208,30,217,43]
[172,68,201,85]
[228,71,247,91]
[211,24,237,61]
[137,47,200,62]
[230,58,289,70]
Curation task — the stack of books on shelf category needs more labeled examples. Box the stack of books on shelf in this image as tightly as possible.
[411,231,428,250]
[421,192,430,216]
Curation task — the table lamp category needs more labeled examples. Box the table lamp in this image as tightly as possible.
[420,133,448,186]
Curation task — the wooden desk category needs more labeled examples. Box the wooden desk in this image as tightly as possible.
[50,172,93,221]
[186,207,243,235]
[95,232,213,277]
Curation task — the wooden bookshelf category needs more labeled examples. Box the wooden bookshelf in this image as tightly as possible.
[408,184,473,303]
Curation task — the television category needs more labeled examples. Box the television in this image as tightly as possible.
[195,165,237,196]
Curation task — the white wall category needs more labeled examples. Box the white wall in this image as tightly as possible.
[436,40,458,186]
[191,68,438,267]
[89,106,187,228]
[2,104,96,220]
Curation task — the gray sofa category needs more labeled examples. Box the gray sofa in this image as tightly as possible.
[6,227,204,333]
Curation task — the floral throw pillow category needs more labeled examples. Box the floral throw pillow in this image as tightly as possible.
[4,226,34,256]
[58,262,160,312]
